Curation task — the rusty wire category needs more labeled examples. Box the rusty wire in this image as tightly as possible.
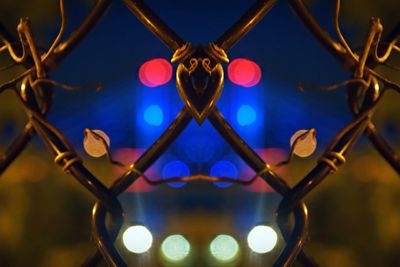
[0,0,399,266]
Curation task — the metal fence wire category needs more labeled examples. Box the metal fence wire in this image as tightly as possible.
[0,0,399,266]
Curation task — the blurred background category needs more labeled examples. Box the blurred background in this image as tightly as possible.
[0,0,399,266]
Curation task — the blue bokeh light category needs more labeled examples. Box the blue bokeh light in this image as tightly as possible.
[210,160,238,188]
[144,105,163,126]
[237,105,257,126]
[162,160,190,188]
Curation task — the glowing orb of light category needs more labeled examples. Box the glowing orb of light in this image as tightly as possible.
[139,58,172,87]
[161,235,191,262]
[228,58,262,87]
[210,160,238,188]
[237,105,257,126]
[289,129,317,158]
[247,225,278,254]
[162,160,190,188]
[122,225,153,254]
[83,129,110,158]
[144,105,163,126]
[210,234,239,262]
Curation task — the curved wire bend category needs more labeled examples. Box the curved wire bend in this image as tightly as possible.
[0,0,112,176]
[289,0,400,175]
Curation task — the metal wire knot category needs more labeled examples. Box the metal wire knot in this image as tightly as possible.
[318,151,346,173]
[54,151,83,173]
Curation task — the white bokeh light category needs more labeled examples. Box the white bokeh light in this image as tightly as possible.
[290,129,317,158]
[247,225,278,254]
[161,234,191,262]
[209,234,239,262]
[122,225,153,254]
[83,129,110,158]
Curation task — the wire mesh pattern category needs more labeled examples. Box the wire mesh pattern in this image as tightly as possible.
[0,0,399,266]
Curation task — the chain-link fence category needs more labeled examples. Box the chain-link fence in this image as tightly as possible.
[0,0,399,266]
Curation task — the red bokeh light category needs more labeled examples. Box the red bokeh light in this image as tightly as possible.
[227,58,262,87]
[139,58,172,87]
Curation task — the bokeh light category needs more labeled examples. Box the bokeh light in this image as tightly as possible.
[210,160,238,188]
[162,160,190,188]
[139,58,172,87]
[289,129,317,158]
[122,225,153,254]
[237,105,257,126]
[247,225,278,254]
[161,234,191,262]
[227,58,262,87]
[210,234,239,262]
[83,129,110,158]
[144,105,163,126]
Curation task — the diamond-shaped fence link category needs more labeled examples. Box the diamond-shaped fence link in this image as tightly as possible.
[0,0,399,266]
